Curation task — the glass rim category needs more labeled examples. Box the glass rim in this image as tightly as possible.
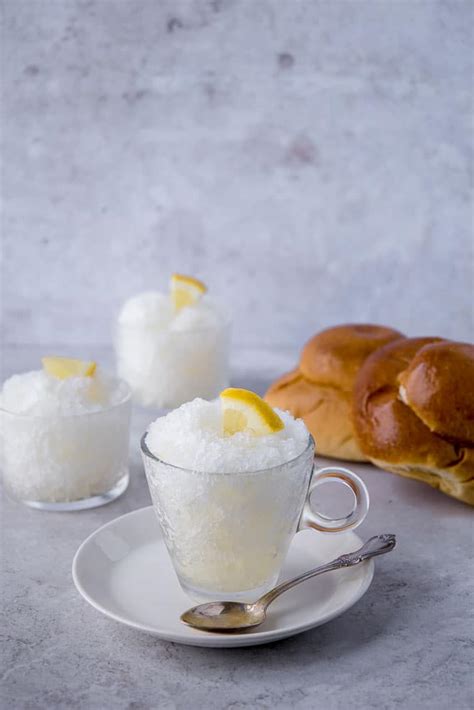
[0,379,132,420]
[140,431,315,476]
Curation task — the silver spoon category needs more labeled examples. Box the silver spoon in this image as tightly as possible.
[181,534,396,633]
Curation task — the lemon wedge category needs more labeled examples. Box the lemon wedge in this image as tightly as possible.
[42,356,97,380]
[171,273,207,312]
[220,388,284,436]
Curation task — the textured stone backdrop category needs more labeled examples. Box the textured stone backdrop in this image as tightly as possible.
[2,0,473,353]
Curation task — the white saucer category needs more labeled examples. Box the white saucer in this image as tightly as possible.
[72,506,374,648]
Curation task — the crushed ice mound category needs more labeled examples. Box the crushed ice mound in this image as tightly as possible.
[118,291,173,328]
[0,368,129,416]
[145,398,309,473]
[116,291,229,408]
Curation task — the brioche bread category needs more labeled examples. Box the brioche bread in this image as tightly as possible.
[353,338,474,505]
[265,324,403,461]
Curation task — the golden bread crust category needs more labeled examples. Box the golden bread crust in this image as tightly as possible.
[371,451,474,507]
[300,324,403,390]
[398,340,474,443]
[353,337,474,505]
[266,372,366,461]
[266,324,403,462]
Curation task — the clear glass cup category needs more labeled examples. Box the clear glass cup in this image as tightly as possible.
[141,434,369,601]
[115,320,231,409]
[1,383,132,511]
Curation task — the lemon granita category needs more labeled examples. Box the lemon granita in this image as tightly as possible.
[116,274,230,409]
[142,392,311,600]
[0,359,131,510]
[145,394,306,472]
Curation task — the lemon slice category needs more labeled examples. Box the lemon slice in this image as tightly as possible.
[171,273,207,312]
[42,356,96,379]
[220,388,284,436]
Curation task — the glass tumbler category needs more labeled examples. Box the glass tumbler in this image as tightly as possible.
[115,319,231,410]
[141,434,369,601]
[1,383,132,511]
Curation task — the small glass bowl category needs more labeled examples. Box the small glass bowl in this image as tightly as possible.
[115,318,231,410]
[0,381,132,511]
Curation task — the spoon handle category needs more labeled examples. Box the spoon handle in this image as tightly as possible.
[257,534,396,609]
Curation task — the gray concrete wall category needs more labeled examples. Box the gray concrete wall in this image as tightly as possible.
[2,0,473,350]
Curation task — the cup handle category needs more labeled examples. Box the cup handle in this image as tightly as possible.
[298,466,369,533]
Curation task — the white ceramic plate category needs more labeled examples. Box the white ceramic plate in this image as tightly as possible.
[72,506,374,648]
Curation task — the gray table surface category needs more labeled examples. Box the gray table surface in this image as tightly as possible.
[1,346,473,710]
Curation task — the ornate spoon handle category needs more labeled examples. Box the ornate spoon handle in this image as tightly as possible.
[258,534,396,609]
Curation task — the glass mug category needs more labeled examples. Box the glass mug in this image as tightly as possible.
[141,434,369,601]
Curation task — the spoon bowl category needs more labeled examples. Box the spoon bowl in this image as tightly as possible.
[181,534,396,633]
[181,601,266,632]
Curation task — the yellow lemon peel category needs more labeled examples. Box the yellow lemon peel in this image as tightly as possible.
[171,273,207,312]
[42,356,97,380]
[220,388,284,436]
